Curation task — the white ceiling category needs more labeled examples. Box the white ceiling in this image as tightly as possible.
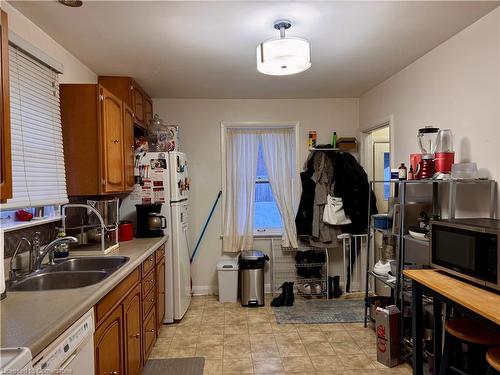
[9,1,499,99]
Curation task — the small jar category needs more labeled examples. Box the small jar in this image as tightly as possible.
[398,163,407,180]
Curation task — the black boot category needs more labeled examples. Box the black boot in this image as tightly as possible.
[271,282,288,307]
[284,282,295,306]
[333,276,342,298]
[328,277,334,299]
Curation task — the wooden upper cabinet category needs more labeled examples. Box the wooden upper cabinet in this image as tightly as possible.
[95,306,124,375]
[0,10,12,202]
[123,104,135,192]
[123,284,142,375]
[98,76,152,130]
[100,87,125,193]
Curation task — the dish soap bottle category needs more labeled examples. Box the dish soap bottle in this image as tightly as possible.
[54,227,70,259]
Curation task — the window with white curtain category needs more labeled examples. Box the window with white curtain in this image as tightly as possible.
[0,44,67,211]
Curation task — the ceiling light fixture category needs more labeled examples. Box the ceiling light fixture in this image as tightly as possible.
[58,0,83,8]
[257,20,311,76]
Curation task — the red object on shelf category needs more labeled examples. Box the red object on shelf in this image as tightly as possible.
[435,152,455,173]
[15,210,33,221]
[119,221,134,241]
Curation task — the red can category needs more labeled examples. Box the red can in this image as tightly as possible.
[119,221,134,241]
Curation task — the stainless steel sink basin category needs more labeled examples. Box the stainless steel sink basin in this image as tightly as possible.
[50,256,129,272]
[8,271,108,291]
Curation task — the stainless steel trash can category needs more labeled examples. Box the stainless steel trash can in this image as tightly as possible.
[239,250,269,307]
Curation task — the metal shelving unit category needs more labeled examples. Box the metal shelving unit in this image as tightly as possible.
[271,240,329,299]
[363,178,496,362]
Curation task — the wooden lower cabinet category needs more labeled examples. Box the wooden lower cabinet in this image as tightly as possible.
[123,284,142,375]
[94,247,166,374]
[95,306,124,375]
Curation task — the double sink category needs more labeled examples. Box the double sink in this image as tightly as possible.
[8,256,129,292]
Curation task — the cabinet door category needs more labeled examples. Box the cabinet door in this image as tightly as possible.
[100,86,125,193]
[132,83,144,126]
[0,10,12,202]
[123,284,142,375]
[95,306,124,375]
[123,104,135,192]
[156,257,166,332]
[143,308,157,361]
[144,97,153,127]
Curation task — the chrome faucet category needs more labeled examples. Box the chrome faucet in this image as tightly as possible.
[32,236,78,271]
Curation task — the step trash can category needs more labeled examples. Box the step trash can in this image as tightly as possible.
[217,258,239,303]
[239,250,269,307]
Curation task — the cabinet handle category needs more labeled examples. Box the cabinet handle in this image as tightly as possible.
[148,329,155,333]
[113,139,120,144]
[133,333,140,339]
[149,257,154,262]
[149,299,155,303]
[107,372,118,375]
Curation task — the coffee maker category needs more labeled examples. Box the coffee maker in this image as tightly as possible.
[136,204,167,238]
[415,126,439,179]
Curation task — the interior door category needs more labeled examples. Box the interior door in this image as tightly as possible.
[123,284,142,375]
[123,104,135,191]
[100,86,124,193]
[0,10,12,202]
[373,142,390,213]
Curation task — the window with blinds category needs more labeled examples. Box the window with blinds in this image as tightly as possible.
[0,44,68,210]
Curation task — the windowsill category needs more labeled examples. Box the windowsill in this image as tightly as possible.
[1,215,62,232]
[253,230,282,238]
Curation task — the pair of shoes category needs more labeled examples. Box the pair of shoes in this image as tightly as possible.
[271,282,295,307]
[328,276,342,299]
[301,283,322,295]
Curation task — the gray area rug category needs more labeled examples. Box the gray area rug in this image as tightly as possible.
[143,358,205,375]
[273,299,365,324]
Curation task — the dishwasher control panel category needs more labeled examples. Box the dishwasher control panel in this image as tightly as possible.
[33,309,94,372]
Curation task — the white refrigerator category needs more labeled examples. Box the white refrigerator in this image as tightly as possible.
[120,151,191,322]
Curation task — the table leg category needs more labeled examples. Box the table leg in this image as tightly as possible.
[412,280,423,375]
[433,298,442,373]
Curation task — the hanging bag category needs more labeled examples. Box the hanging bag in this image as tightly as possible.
[323,194,351,225]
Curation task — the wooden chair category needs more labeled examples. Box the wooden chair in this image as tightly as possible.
[439,317,500,375]
[486,347,500,374]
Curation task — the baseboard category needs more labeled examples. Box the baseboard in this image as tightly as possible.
[192,284,272,296]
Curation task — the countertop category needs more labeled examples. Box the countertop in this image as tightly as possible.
[1,236,167,357]
[403,269,500,325]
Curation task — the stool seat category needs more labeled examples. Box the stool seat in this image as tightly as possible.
[487,347,500,372]
[445,317,500,346]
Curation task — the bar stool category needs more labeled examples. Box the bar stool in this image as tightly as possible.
[486,347,500,374]
[439,317,500,375]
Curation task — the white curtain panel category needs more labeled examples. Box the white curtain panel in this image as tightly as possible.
[260,129,298,248]
[222,129,260,252]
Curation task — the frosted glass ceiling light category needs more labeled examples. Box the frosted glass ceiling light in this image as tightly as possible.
[257,20,311,76]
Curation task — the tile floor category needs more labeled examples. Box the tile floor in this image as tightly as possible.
[151,295,412,374]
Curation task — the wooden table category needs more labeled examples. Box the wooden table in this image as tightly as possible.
[403,269,500,375]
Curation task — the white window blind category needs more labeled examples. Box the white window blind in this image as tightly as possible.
[0,44,68,210]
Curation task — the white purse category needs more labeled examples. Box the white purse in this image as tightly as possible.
[323,195,352,225]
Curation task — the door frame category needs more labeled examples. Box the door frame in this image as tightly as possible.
[360,115,394,181]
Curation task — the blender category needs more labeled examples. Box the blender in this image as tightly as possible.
[415,126,439,179]
[434,129,454,177]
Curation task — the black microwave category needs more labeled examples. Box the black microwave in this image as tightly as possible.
[430,218,500,291]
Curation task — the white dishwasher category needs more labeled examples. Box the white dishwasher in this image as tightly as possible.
[32,308,94,375]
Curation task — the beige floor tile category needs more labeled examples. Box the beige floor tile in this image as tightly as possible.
[270,323,298,333]
[223,358,254,374]
[248,315,270,324]
[224,324,249,335]
[253,357,284,374]
[276,342,308,357]
[198,334,224,346]
[339,354,376,370]
[224,333,250,346]
[166,346,196,358]
[154,337,171,349]
[295,323,323,333]
[342,323,366,331]
[203,315,224,325]
[204,359,223,375]
[309,355,345,372]
[280,355,315,373]
[250,334,276,345]
[324,330,355,343]
[320,323,346,332]
[274,332,301,344]
[349,329,375,342]
[346,371,375,375]
[149,347,169,359]
[158,325,177,338]
[226,316,248,325]
[316,372,348,375]
[331,339,361,355]
[175,324,202,335]
[196,344,224,359]
[223,344,252,359]
[251,341,280,359]
[200,324,225,336]
[171,334,199,347]
[299,331,328,344]
[248,322,273,335]
[305,342,335,356]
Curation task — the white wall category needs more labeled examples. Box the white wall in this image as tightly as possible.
[360,7,500,216]
[1,1,96,83]
[153,98,359,294]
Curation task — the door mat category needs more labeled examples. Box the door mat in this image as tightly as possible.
[273,299,365,324]
[142,357,205,375]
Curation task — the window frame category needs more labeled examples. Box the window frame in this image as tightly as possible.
[220,121,300,237]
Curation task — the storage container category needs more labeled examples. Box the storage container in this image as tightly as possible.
[216,259,239,303]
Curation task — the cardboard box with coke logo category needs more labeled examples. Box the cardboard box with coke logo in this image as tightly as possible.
[375,305,401,368]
